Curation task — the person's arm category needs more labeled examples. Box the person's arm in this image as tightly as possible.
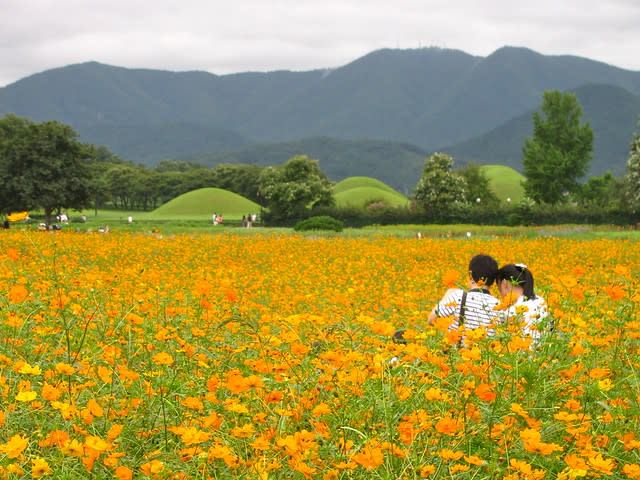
[428,305,438,324]
[428,288,457,324]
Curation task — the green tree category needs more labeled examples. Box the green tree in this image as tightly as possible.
[626,119,640,212]
[522,91,594,205]
[258,155,334,222]
[210,164,265,205]
[574,172,624,209]
[413,153,468,212]
[0,115,93,224]
[457,163,500,208]
[105,165,140,209]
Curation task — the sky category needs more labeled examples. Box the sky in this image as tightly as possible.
[1,0,639,87]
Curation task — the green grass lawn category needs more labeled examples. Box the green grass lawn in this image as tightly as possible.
[334,186,408,208]
[149,187,260,220]
[8,213,639,240]
[334,176,404,195]
[481,164,525,203]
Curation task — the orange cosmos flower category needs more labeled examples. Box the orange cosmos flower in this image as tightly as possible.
[520,428,563,455]
[9,284,28,303]
[420,465,436,477]
[311,402,332,417]
[464,455,485,466]
[181,396,204,411]
[180,427,211,445]
[264,390,284,403]
[38,430,69,448]
[435,416,464,435]
[588,367,610,379]
[6,247,19,261]
[231,423,255,439]
[152,352,174,366]
[140,459,164,477]
[353,444,384,470]
[604,284,625,301]
[226,373,251,394]
[588,454,616,475]
[475,383,497,402]
[622,464,640,479]
[564,454,589,471]
[107,424,124,442]
[114,465,133,480]
[438,449,464,461]
[441,269,459,288]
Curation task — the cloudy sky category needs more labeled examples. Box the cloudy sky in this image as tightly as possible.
[1,0,639,87]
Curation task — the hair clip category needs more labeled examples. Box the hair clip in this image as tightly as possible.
[515,263,527,270]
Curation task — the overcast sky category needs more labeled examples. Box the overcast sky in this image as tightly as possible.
[1,0,639,87]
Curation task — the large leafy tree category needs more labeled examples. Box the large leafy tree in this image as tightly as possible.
[258,155,334,221]
[413,153,468,212]
[626,119,640,212]
[522,91,593,205]
[626,121,640,211]
[0,115,93,224]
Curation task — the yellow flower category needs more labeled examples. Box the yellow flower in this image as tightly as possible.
[18,363,42,375]
[61,439,84,457]
[31,458,52,478]
[16,391,37,402]
[598,378,614,391]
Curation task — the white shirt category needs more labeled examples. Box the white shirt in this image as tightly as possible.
[435,288,500,334]
[501,295,549,341]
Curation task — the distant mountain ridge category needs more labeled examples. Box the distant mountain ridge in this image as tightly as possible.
[1,46,639,188]
[442,84,640,177]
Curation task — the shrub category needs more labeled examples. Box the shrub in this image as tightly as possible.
[294,215,344,232]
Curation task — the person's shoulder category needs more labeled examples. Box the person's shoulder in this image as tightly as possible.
[467,290,499,304]
[438,288,463,305]
[523,295,546,307]
[441,288,463,299]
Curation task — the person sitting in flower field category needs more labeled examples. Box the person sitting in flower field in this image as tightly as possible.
[493,263,549,342]
[428,254,500,338]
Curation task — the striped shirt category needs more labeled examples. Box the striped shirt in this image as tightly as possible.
[435,288,500,334]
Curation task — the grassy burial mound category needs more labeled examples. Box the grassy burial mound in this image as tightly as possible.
[149,188,261,220]
[480,165,526,204]
[334,176,409,208]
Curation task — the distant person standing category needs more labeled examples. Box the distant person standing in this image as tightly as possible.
[212,213,218,226]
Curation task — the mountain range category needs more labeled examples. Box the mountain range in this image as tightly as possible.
[1,46,639,191]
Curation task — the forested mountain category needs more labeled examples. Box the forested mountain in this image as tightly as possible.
[183,137,428,193]
[442,84,640,176]
[1,46,639,187]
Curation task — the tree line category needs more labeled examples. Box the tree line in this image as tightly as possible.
[1,90,639,226]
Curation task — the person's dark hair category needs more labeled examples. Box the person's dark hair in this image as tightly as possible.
[468,254,498,287]
[496,264,536,299]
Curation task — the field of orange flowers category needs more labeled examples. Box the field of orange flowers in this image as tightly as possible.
[1,230,639,479]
